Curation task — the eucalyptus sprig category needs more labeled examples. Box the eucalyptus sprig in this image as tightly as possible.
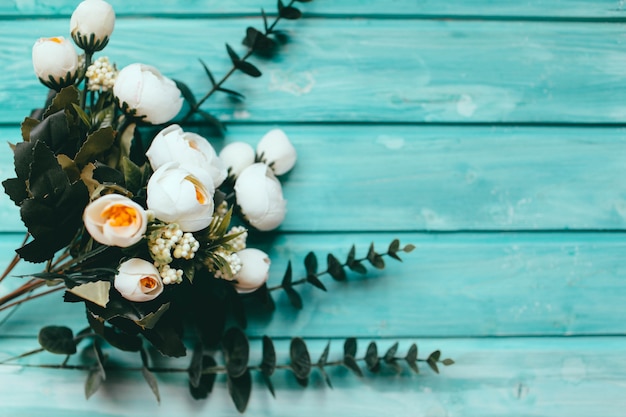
[177,0,313,129]
[262,239,415,309]
[3,326,452,413]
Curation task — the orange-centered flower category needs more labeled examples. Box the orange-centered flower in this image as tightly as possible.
[102,204,138,227]
[49,37,63,44]
[140,276,158,290]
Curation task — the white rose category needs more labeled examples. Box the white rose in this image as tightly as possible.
[146,162,215,232]
[256,129,296,175]
[233,248,270,293]
[146,124,226,187]
[113,63,183,125]
[70,0,115,52]
[234,163,286,231]
[114,258,163,302]
[219,141,255,178]
[32,37,79,89]
[83,194,148,247]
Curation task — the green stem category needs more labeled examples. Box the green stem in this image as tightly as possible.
[81,52,93,110]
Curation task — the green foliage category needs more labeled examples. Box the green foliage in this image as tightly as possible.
[38,326,77,355]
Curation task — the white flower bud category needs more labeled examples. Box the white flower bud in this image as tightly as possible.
[146,162,215,232]
[233,248,271,293]
[146,124,226,187]
[83,194,147,247]
[70,0,115,52]
[113,63,183,125]
[256,129,297,175]
[219,141,255,178]
[114,258,163,302]
[234,163,286,231]
[32,37,79,90]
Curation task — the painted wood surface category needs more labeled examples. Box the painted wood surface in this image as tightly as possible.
[2,19,626,124]
[0,0,624,416]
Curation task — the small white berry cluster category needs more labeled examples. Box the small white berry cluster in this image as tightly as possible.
[215,200,229,218]
[85,56,117,92]
[148,223,200,285]
[228,226,248,251]
[213,249,243,280]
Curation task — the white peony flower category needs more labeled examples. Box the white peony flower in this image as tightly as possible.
[146,162,215,232]
[256,128,297,175]
[234,163,286,231]
[70,0,115,52]
[146,124,226,187]
[114,258,163,302]
[233,248,271,293]
[83,194,148,247]
[219,141,255,178]
[32,37,79,90]
[113,63,183,125]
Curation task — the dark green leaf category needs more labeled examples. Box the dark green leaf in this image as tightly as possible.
[44,85,80,119]
[281,261,293,287]
[85,367,105,399]
[261,335,276,376]
[442,358,455,366]
[319,367,333,388]
[343,355,363,377]
[217,87,245,100]
[262,373,276,398]
[38,326,76,355]
[141,320,187,358]
[188,343,204,388]
[28,140,68,199]
[92,341,106,379]
[367,242,385,269]
[188,354,217,399]
[306,274,327,292]
[120,157,146,195]
[226,43,240,63]
[227,370,252,413]
[243,26,276,52]
[403,244,416,253]
[2,177,28,206]
[406,343,419,374]
[327,253,346,281]
[199,59,216,87]
[234,60,262,78]
[384,342,398,363]
[290,337,311,380]
[344,337,357,358]
[142,367,161,403]
[427,350,441,374]
[284,285,302,309]
[279,6,302,19]
[135,302,170,330]
[261,9,269,32]
[304,252,318,275]
[102,326,142,352]
[222,327,249,378]
[318,341,330,367]
[71,103,92,128]
[388,239,400,254]
[21,117,40,142]
[365,342,380,372]
[174,79,197,107]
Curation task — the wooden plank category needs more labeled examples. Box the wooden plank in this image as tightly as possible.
[2,232,625,338]
[1,0,625,18]
[1,19,626,124]
[0,336,624,417]
[2,125,625,233]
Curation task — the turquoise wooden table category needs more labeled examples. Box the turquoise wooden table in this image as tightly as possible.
[1,1,626,416]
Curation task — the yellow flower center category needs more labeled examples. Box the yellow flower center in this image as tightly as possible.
[49,37,63,44]
[185,175,208,204]
[102,204,138,227]
[140,276,158,290]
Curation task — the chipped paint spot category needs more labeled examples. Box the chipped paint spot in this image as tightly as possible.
[376,135,405,150]
[233,110,251,120]
[456,94,477,117]
[421,208,446,229]
[268,70,315,96]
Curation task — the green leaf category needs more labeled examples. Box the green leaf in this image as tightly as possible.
[174,79,197,107]
[2,177,28,206]
[284,285,302,309]
[290,337,311,380]
[73,126,116,168]
[403,244,416,253]
[38,326,76,355]
[320,367,333,388]
[188,354,218,400]
[243,26,276,52]
[21,117,40,142]
[234,60,262,78]
[217,86,246,100]
[142,366,161,403]
[442,358,455,366]
[343,355,363,377]
[71,103,92,128]
[346,245,367,274]
[304,252,318,275]
[188,343,204,389]
[261,335,276,376]
[199,59,217,87]
[427,350,441,374]
[261,9,269,32]
[344,337,357,358]
[281,261,293,286]
[387,238,402,261]
[67,281,110,308]
[262,373,276,398]
[85,367,105,399]
[222,327,249,378]
[367,242,385,269]
[227,370,252,413]
[279,6,302,19]
[226,43,240,63]
[384,342,399,363]
[135,303,170,330]
[365,341,380,372]
[327,253,346,281]
[306,274,327,292]
[44,85,80,119]
[318,341,330,367]
[102,326,142,352]
[405,343,419,374]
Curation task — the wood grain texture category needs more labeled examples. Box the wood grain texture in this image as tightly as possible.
[2,232,625,338]
[1,0,625,18]
[1,19,626,124]
[0,336,624,417]
[3,125,626,233]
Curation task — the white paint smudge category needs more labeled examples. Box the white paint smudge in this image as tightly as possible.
[376,135,405,150]
[232,110,251,120]
[268,70,315,96]
[456,94,477,117]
